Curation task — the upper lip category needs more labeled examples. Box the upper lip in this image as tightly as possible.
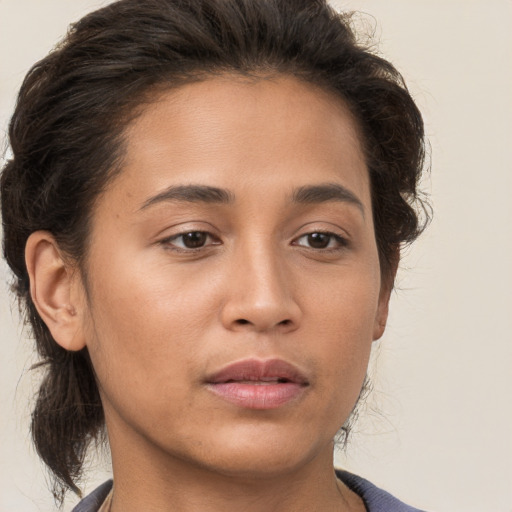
[205,358,309,385]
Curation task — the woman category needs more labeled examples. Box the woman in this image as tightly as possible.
[1,0,428,510]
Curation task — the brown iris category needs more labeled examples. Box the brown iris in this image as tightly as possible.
[306,233,332,249]
[182,231,208,248]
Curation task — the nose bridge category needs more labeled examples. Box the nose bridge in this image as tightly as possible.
[221,234,300,332]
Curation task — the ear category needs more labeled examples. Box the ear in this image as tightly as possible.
[25,231,87,351]
[373,248,399,341]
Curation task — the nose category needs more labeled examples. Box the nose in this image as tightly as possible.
[220,242,302,334]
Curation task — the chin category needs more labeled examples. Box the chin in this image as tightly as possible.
[178,423,333,480]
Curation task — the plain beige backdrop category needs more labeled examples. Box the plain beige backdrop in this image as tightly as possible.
[1,1,511,511]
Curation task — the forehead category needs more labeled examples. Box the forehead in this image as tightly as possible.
[109,75,370,209]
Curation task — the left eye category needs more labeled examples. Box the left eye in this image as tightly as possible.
[163,231,219,250]
[293,232,346,250]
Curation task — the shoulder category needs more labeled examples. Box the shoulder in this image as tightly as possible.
[71,480,113,512]
[336,470,427,512]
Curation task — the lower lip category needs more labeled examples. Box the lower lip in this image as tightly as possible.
[206,382,306,409]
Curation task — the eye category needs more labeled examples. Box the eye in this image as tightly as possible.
[293,232,347,250]
[162,231,220,250]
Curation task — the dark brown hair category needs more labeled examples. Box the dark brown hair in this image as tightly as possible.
[1,0,428,502]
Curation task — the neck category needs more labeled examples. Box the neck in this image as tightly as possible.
[107,428,361,512]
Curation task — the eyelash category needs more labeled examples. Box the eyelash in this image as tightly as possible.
[160,230,348,253]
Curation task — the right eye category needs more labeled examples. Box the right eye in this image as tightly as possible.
[161,231,220,251]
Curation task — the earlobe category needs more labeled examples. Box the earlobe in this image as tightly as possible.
[373,290,391,341]
[25,231,86,351]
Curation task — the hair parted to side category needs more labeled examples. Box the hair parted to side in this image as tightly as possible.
[1,0,428,502]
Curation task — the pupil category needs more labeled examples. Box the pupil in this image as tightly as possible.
[308,233,330,248]
[183,232,207,248]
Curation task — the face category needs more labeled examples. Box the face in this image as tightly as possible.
[76,76,390,479]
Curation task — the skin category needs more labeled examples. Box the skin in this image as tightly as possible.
[26,75,393,511]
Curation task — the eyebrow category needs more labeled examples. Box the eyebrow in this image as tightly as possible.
[292,183,365,215]
[139,182,364,215]
[139,184,234,210]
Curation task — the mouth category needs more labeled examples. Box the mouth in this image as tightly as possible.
[205,358,309,410]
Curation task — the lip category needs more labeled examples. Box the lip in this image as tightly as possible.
[205,358,309,410]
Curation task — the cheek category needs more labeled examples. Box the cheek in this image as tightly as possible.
[82,255,219,412]
[303,266,380,397]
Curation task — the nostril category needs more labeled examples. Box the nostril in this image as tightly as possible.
[230,317,295,330]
